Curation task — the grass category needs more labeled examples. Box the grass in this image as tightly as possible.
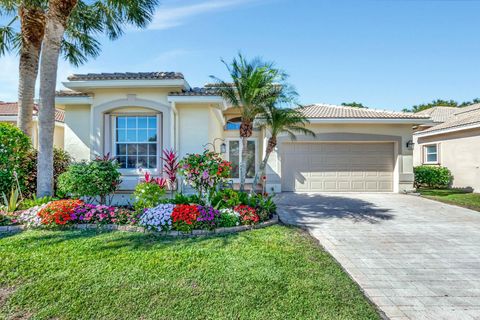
[0,226,379,320]
[418,188,480,212]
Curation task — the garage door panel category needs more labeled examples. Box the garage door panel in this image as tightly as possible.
[282,142,394,192]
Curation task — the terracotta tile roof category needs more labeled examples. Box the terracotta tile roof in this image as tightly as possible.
[169,87,221,96]
[418,104,480,134]
[300,104,430,119]
[56,90,91,97]
[416,106,458,123]
[0,102,64,123]
[67,72,184,81]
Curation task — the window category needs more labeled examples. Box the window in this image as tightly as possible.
[115,115,157,169]
[424,144,438,164]
[227,139,257,180]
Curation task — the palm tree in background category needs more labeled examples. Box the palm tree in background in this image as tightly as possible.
[253,105,315,190]
[211,54,290,191]
[36,0,159,196]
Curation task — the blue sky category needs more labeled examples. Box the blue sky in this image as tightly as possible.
[1,0,480,110]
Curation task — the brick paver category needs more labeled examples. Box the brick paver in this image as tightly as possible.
[277,193,480,320]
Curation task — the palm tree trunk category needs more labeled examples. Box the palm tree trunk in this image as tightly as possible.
[251,136,276,193]
[17,6,46,136]
[37,0,77,197]
[240,136,248,192]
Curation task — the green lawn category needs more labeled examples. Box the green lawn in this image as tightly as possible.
[419,188,480,212]
[0,226,378,320]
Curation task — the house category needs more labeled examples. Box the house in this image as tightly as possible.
[413,104,480,192]
[0,101,65,149]
[55,71,429,194]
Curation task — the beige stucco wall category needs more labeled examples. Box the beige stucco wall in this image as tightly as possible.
[267,123,415,193]
[64,105,91,161]
[414,128,480,191]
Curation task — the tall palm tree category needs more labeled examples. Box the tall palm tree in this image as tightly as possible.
[37,0,158,196]
[252,105,315,190]
[211,54,289,191]
[0,0,103,136]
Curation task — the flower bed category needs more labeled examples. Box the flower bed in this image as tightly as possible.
[0,190,278,236]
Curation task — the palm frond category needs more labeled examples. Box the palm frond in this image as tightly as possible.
[0,16,19,56]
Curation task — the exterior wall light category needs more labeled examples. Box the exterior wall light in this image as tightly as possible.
[203,138,227,154]
[406,140,415,150]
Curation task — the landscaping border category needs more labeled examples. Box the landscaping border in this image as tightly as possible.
[0,215,279,236]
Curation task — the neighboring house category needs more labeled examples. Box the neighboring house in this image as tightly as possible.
[55,71,429,194]
[0,101,65,149]
[413,104,480,192]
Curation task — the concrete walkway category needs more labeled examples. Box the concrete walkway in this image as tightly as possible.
[277,193,480,320]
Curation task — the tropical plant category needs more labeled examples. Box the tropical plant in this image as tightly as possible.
[133,172,167,212]
[211,54,292,191]
[161,149,179,190]
[36,0,159,197]
[178,150,232,204]
[253,105,315,189]
[19,195,57,210]
[2,186,23,212]
[57,156,121,204]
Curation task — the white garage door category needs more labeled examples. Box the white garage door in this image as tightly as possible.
[282,142,394,192]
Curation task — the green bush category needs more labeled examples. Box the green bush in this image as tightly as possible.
[23,148,71,197]
[133,182,166,212]
[0,123,32,196]
[414,165,453,189]
[58,157,121,204]
[171,193,202,205]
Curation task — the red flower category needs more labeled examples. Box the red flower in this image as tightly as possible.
[171,205,200,225]
[234,205,259,225]
[38,199,84,226]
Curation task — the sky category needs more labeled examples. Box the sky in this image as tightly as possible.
[1,0,480,111]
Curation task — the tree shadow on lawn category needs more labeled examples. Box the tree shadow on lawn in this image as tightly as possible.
[276,193,394,226]
[1,227,240,253]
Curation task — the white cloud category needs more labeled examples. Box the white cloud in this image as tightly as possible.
[150,0,258,30]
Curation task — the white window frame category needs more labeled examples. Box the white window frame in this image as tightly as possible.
[111,113,161,175]
[225,138,259,183]
[423,144,439,164]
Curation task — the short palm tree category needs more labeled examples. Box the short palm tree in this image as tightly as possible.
[253,105,315,189]
[36,0,159,197]
[211,54,290,191]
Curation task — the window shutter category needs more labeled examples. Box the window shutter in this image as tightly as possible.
[104,114,111,156]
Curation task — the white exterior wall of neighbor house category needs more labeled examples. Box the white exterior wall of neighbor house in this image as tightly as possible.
[414,128,480,192]
[266,123,415,193]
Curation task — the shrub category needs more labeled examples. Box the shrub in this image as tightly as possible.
[171,193,202,205]
[71,204,117,224]
[218,208,240,227]
[38,199,84,226]
[234,205,259,225]
[133,172,167,212]
[19,195,57,210]
[250,193,276,221]
[139,203,175,231]
[171,204,199,232]
[179,150,232,203]
[414,165,453,189]
[58,156,121,204]
[211,189,241,209]
[196,206,220,230]
[0,123,32,196]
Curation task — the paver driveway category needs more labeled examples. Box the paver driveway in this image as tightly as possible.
[276,193,480,320]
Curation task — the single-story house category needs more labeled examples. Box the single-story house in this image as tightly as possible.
[54,71,429,194]
[0,101,65,149]
[413,104,480,192]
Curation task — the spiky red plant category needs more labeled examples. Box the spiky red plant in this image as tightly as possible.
[161,149,179,187]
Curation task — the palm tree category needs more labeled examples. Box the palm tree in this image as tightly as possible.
[37,0,158,196]
[0,0,104,136]
[211,54,289,191]
[252,105,315,190]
